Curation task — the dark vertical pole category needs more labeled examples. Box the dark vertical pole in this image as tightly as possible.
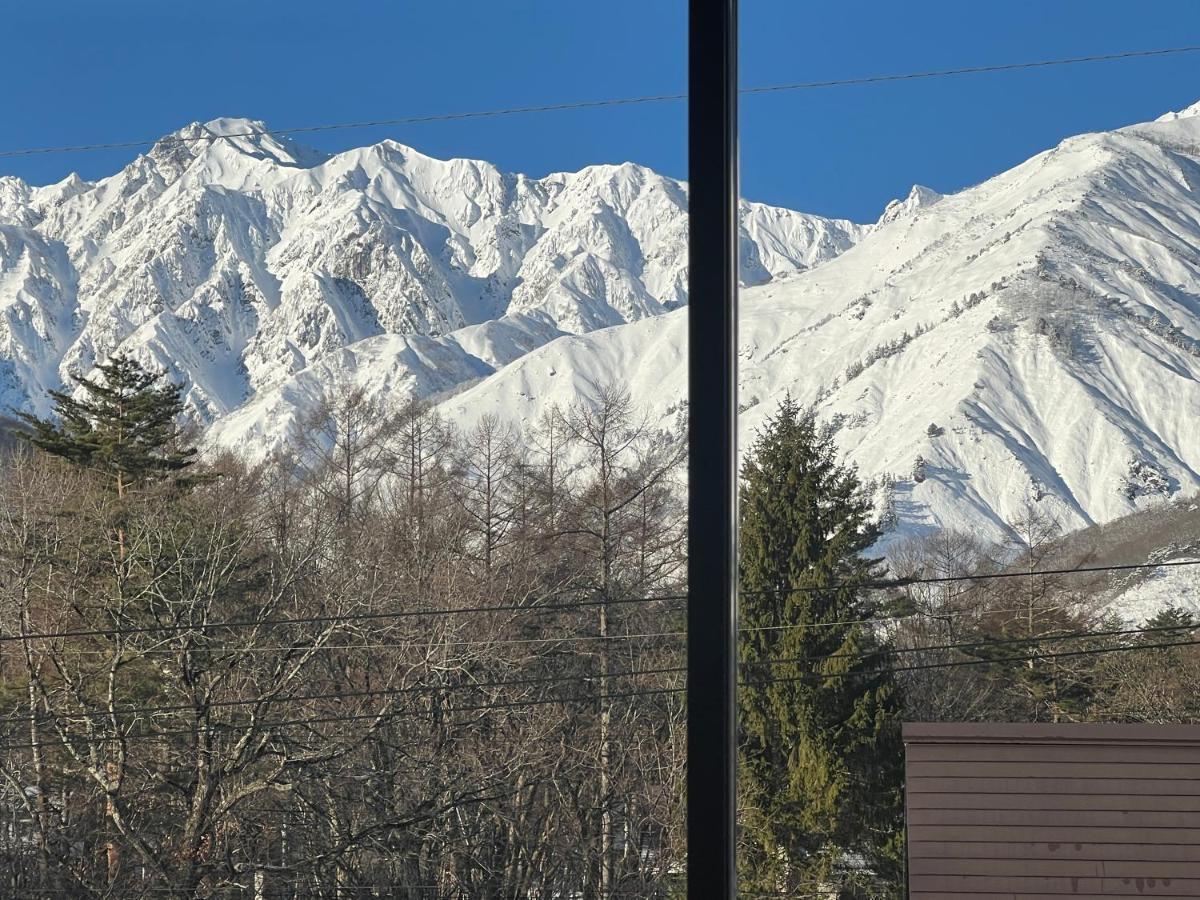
[687,1,738,899]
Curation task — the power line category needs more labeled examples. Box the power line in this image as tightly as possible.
[55,883,850,897]
[743,635,1200,687]
[889,633,1200,674]
[743,619,1200,668]
[2,884,879,899]
[4,556,1195,648]
[35,628,690,657]
[9,892,734,898]
[743,600,1075,633]
[2,45,1198,160]
[0,683,688,753]
[0,597,1110,654]
[746,557,1200,597]
[5,556,1197,645]
[739,46,1200,94]
[9,620,1191,727]
[6,632,1200,751]
[0,590,686,645]
[868,557,1200,589]
[10,621,1191,731]
[0,661,687,727]
[10,621,1181,729]
[0,596,1106,656]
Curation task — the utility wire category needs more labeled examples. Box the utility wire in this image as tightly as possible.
[862,557,1200,589]
[747,600,1075,633]
[743,635,1200,687]
[0,661,686,727]
[9,619,1188,730]
[742,619,1200,668]
[4,556,1197,644]
[37,630,690,656]
[746,557,1200,597]
[0,683,688,752]
[6,633,1200,751]
[0,597,1110,655]
[7,893,765,899]
[739,46,1200,94]
[5,621,1185,727]
[2,46,1198,159]
[13,596,1111,656]
[0,590,685,645]
[80,884,846,897]
[180,616,1191,670]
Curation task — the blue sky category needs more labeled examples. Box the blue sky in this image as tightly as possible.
[4,0,1200,222]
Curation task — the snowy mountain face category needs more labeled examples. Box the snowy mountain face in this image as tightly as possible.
[0,117,862,431]
[4,106,1200,548]
[434,101,1200,547]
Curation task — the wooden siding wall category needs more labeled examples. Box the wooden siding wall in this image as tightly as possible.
[904,723,1200,899]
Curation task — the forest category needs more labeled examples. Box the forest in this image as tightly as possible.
[0,358,1196,899]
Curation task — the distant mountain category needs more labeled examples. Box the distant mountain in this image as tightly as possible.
[4,105,1200,546]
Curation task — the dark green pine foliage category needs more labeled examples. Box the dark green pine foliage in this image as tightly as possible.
[18,354,196,493]
[738,398,904,897]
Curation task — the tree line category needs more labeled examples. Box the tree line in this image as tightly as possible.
[0,358,1195,899]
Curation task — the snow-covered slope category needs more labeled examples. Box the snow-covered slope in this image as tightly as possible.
[6,104,1200,547]
[1104,561,1200,623]
[0,118,862,427]
[432,101,1200,545]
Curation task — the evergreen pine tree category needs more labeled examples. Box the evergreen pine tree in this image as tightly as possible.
[18,354,196,494]
[738,398,904,897]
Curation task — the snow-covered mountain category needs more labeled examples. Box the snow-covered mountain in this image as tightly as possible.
[4,104,1200,546]
[0,117,861,427]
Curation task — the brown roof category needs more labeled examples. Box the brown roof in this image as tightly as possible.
[904,723,1200,898]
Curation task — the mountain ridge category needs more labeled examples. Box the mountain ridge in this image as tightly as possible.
[0,117,864,425]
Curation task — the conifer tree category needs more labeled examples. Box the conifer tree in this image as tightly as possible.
[738,398,904,897]
[18,354,196,495]
[17,356,197,887]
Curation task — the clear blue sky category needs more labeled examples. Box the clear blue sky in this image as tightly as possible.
[5,0,1200,222]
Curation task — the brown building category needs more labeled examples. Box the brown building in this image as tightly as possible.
[904,723,1200,898]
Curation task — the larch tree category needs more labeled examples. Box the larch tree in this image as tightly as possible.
[737,398,904,897]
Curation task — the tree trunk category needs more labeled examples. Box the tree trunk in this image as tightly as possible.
[22,638,51,887]
[109,470,126,886]
[105,758,120,886]
[599,597,611,899]
[599,478,613,900]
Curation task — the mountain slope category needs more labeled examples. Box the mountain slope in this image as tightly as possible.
[432,102,1200,546]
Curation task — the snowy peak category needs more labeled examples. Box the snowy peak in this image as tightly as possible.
[152,117,330,171]
[875,184,943,227]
